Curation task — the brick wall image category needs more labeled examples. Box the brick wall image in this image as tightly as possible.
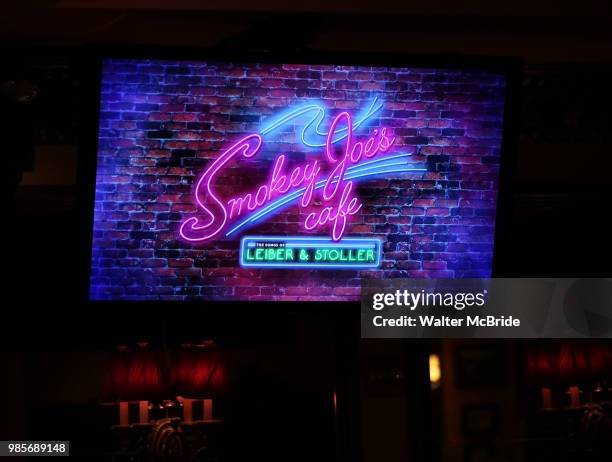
[90,59,506,301]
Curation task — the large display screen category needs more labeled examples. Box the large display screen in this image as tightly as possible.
[90,57,508,301]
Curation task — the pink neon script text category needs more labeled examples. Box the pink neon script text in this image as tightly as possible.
[179,111,395,243]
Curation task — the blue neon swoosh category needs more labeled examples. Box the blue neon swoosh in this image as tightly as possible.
[226,153,416,233]
[225,160,426,237]
[225,155,415,236]
[259,97,384,148]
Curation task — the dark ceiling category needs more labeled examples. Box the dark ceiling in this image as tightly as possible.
[2,2,612,62]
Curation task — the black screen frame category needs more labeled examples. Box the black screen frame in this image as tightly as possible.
[78,45,522,311]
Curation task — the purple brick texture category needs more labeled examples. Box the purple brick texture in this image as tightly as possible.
[90,59,506,301]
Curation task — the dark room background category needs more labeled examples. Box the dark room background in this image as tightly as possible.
[1,2,611,462]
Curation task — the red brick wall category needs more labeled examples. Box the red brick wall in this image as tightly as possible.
[90,59,506,300]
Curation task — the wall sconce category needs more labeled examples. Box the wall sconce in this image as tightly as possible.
[171,341,227,423]
[429,353,442,390]
[528,341,612,410]
[102,343,169,426]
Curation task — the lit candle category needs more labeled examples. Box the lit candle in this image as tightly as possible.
[139,401,149,423]
[203,399,213,421]
[183,398,193,423]
[119,402,129,426]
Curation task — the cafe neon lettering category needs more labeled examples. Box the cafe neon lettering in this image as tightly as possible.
[179,99,426,243]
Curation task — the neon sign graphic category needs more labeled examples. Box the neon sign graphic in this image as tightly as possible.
[240,236,382,269]
[179,99,426,244]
